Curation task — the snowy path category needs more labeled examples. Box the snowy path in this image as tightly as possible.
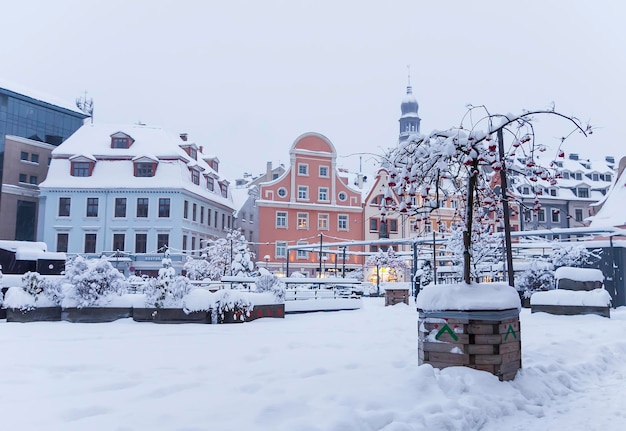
[1,300,625,430]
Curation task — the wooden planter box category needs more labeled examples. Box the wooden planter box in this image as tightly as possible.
[245,304,285,322]
[418,308,521,381]
[385,288,409,306]
[6,307,62,322]
[132,308,210,323]
[62,307,132,323]
[531,304,610,318]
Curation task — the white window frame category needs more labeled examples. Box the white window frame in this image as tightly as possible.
[318,213,329,230]
[297,212,309,229]
[551,209,560,223]
[276,241,287,258]
[297,241,309,259]
[297,186,309,200]
[319,165,329,177]
[298,163,309,176]
[276,211,287,228]
[318,187,329,202]
[338,214,348,231]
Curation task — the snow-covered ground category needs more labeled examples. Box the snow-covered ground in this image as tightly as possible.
[1,298,625,431]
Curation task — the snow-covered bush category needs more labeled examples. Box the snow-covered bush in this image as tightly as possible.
[183,254,212,281]
[145,253,192,308]
[63,256,129,307]
[214,289,254,322]
[22,271,45,296]
[515,260,555,298]
[254,268,285,301]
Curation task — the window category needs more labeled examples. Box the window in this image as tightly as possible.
[390,219,398,233]
[222,213,225,229]
[298,163,308,175]
[207,208,212,226]
[338,214,348,230]
[182,235,188,252]
[31,154,39,164]
[113,234,125,251]
[220,183,228,198]
[207,177,214,191]
[58,198,71,217]
[72,161,92,177]
[192,203,197,221]
[184,200,189,219]
[29,175,37,184]
[563,172,570,179]
[19,173,27,183]
[136,198,149,218]
[575,208,583,222]
[318,187,329,202]
[370,218,378,232]
[318,214,329,230]
[135,233,148,253]
[191,237,196,254]
[319,166,329,177]
[277,187,287,198]
[112,137,129,148]
[159,198,170,218]
[84,233,97,253]
[575,173,582,181]
[214,211,218,227]
[338,191,347,202]
[115,198,127,218]
[20,151,28,161]
[577,188,589,198]
[200,206,204,224]
[57,233,68,253]
[276,211,287,228]
[549,189,557,196]
[297,241,308,259]
[551,209,560,223]
[297,186,308,200]
[276,241,287,258]
[537,209,545,222]
[191,169,200,185]
[86,198,99,217]
[605,174,612,182]
[157,234,169,251]
[592,173,599,181]
[135,163,156,177]
[297,212,308,229]
[522,186,530,195]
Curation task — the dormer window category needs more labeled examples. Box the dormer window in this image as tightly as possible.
[190,168,200,185]
[135,162,156,177]
[71,161,94,177]
[181,145,198,160]
[207,177,215,191]
[110,132,134,149]
[219,181,228,198]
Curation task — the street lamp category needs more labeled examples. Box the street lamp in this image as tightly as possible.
[263,254,270,269]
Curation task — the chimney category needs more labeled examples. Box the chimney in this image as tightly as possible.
[266,161,272,179]
[180,133,188,142]
[199,146,203,154]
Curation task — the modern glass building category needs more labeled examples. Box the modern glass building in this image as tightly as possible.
[0,80,88,240]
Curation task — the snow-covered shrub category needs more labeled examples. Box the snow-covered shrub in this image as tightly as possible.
[64,256,128,307]
[22,271,45,296]
[230,230,255,277]
[3,273,63,310]
[515,260,555,298]
[254,268,285,301]
[183,254,212,281]
[145,253,192,308]
[213,289,253,322]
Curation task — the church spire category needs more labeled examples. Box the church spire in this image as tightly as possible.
[399,65,421,142]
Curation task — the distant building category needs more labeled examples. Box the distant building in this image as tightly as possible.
[38,124,235,276]
[0,80,88,240]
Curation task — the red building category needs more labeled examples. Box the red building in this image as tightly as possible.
[257,133,364,276]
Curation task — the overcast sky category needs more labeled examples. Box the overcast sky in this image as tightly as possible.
[1,0,623,181]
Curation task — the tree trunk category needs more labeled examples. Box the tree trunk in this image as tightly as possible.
[464,159,479,284]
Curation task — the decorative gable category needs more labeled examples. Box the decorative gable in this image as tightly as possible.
[110,132,134,149]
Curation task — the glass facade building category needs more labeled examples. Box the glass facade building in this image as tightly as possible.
[0,84,88,240]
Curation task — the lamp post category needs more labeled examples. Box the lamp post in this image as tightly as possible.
[263,254,270,269]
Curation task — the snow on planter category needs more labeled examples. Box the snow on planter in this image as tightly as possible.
[417,282,522,381]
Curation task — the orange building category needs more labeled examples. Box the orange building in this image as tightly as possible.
[257,133,364,276]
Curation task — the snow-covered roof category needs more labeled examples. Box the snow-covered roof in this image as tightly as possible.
[40,123,234,209]
[589,156,626,227]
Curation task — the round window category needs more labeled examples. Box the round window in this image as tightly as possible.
[277,187,288,198]
[338,191,347,201]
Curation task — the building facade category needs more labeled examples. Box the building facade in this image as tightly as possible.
[0,81,88,240]
[38,123,235,276]
[256,133,364,277]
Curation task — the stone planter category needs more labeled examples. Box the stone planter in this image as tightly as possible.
[418,308,521,381]
[245,304,285,321]
[6,307,62,322]
[531,304,610,318]
[62,307,132,323]
[132,308,210,323]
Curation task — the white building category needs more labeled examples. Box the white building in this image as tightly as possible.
[38,123,235,276]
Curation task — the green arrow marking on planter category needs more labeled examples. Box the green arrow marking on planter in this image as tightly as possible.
[504,324,517,341]
[435,324,458,342]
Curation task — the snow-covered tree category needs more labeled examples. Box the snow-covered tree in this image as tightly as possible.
[183,254,212,281]
[254,267,285,302]
[229,229,255,277]
[205,237,232,279]
[419,260,434,287]
[146,250,192,308]
[551,243,601,268]
[383,106,590,284]
[515,260,555,298]
[365,247,409,295]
